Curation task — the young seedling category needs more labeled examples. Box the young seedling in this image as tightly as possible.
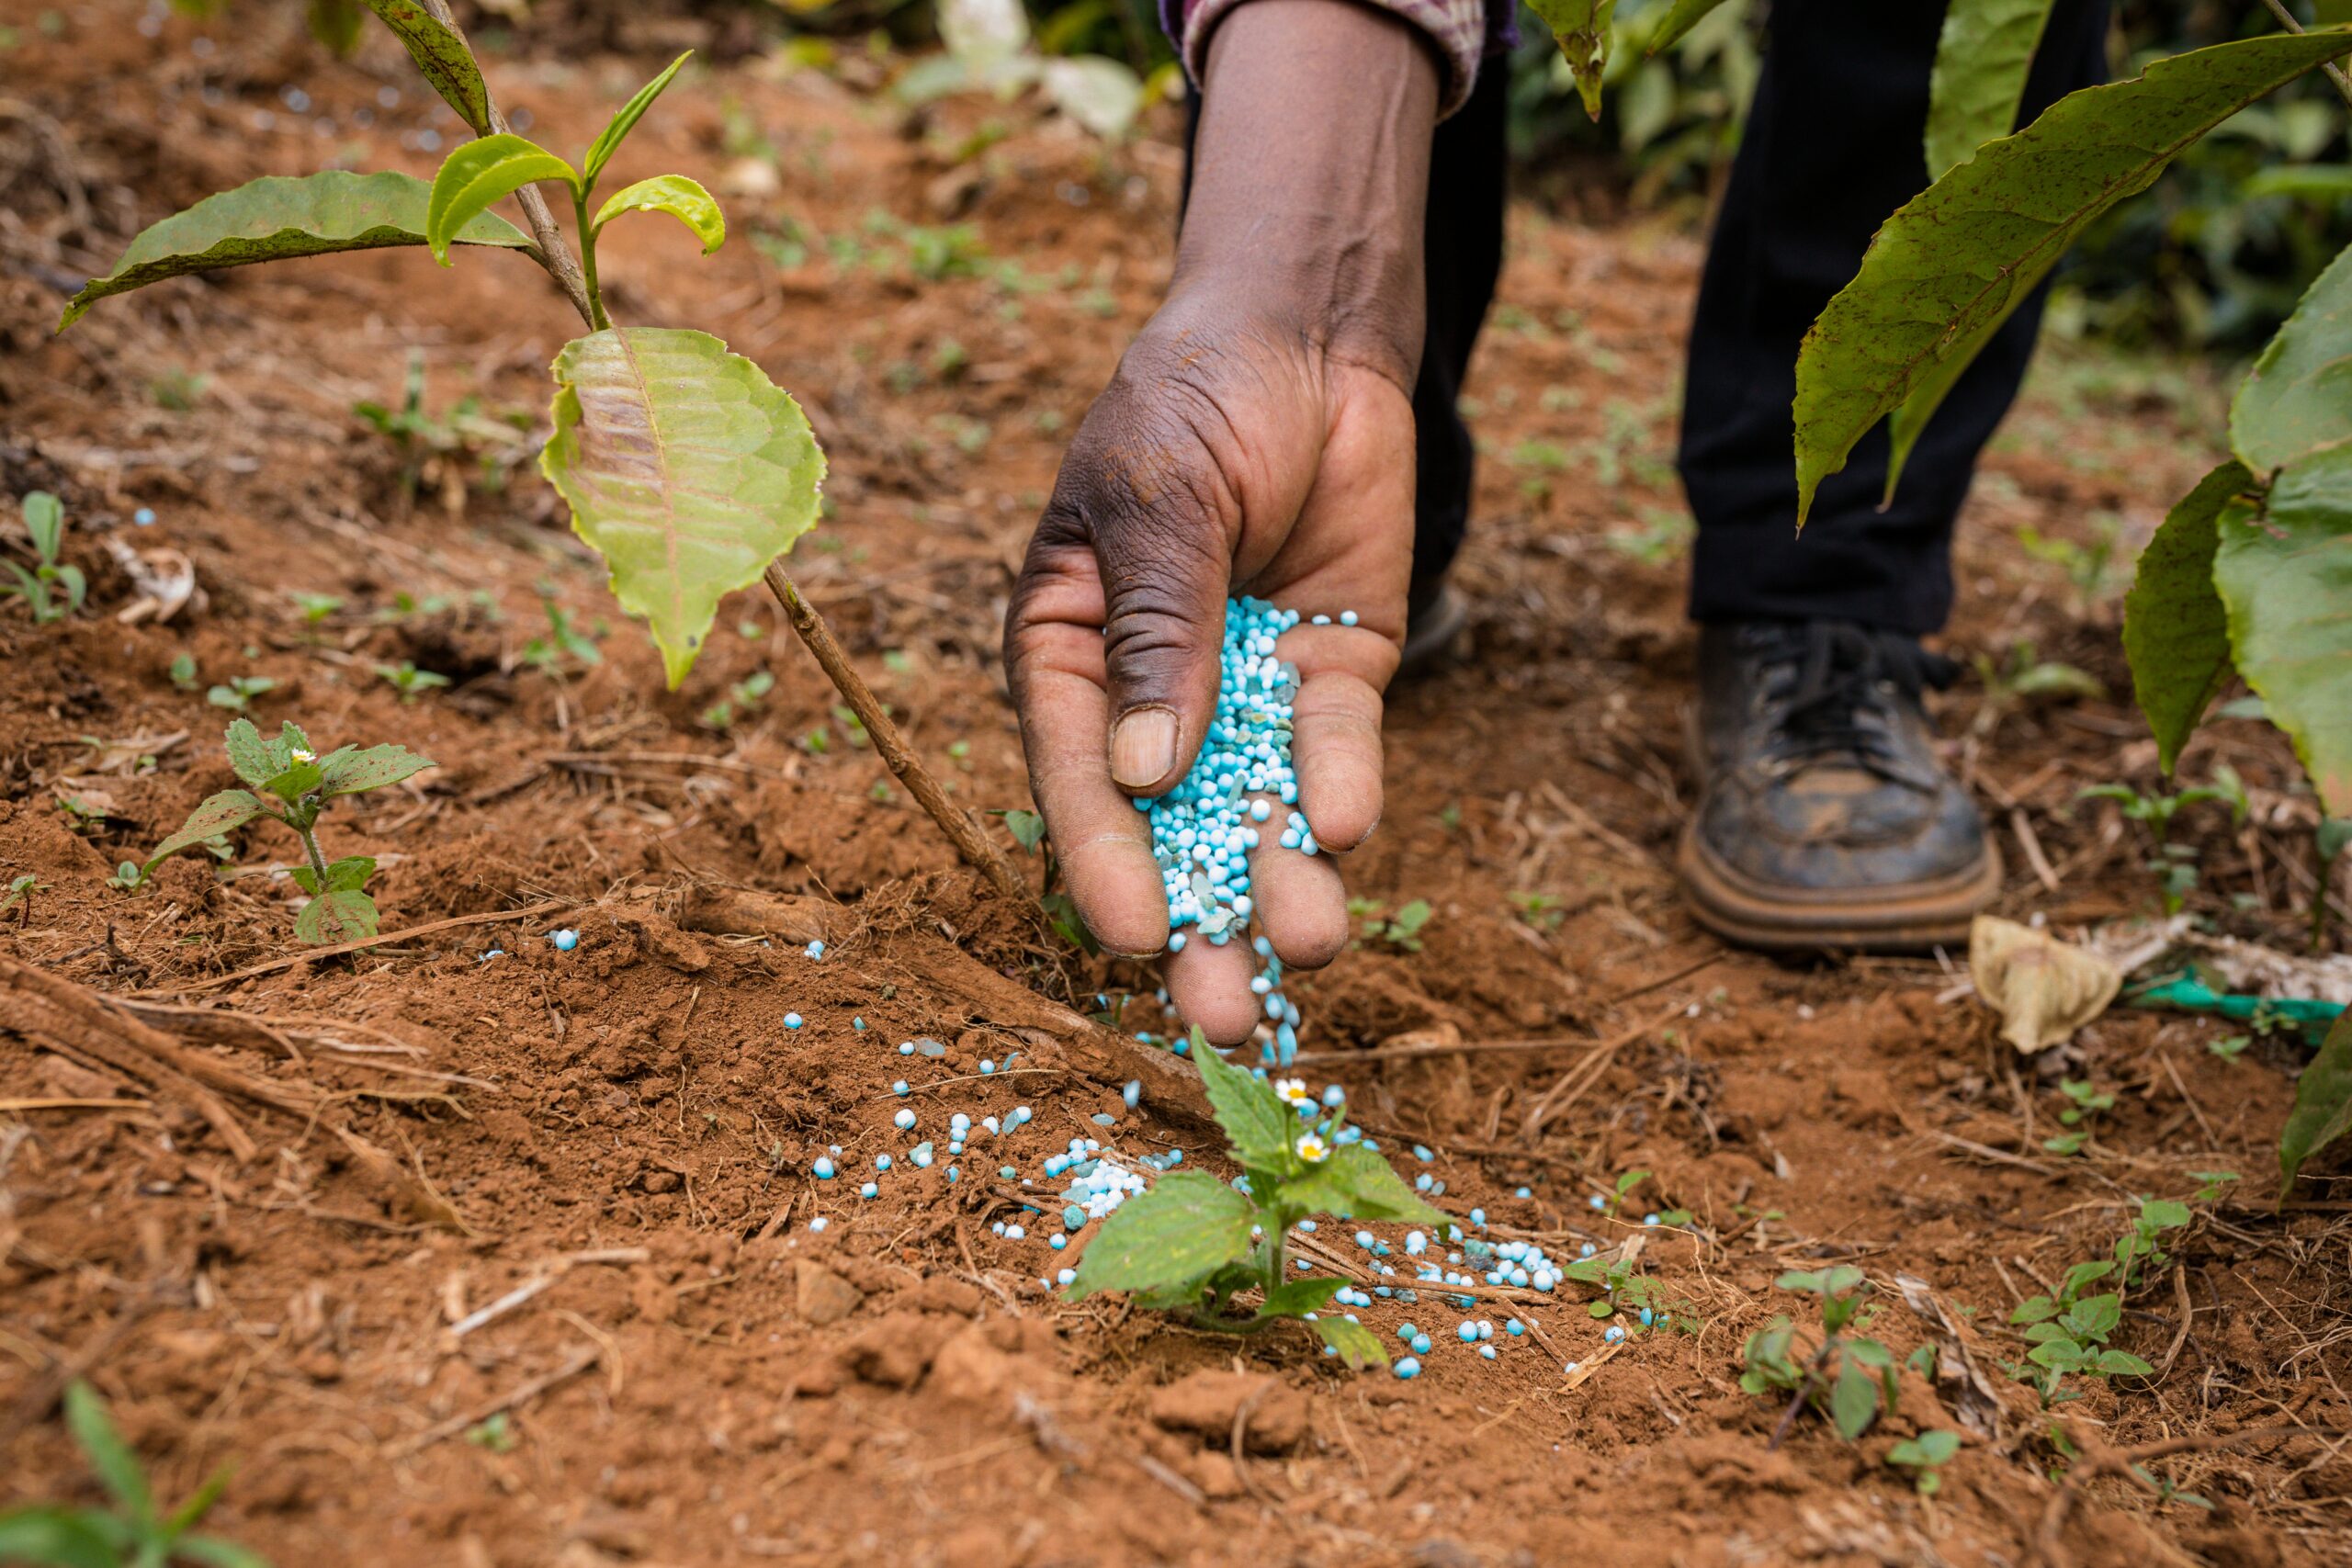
[2042,1078,2115,1156]
[517,596,602,678]
[1886,1429,1962,1497]
[143,719,435,943]
[59,1,1029,908]
[0,1380,268,1567]
[1068,1029,1446,1366]
[355,346,534,508]
[4,491,86,626]
[1971,641,2102,737]
[2004,1216,2172,1406]
[2111,1195,2193,1288]
[2075,771,2246,915]
[1508,891,1568,931]
[374,660,451,702]
[1,874,40,919]
[167,654,201,694]
[105,862,146,892]
[699,671,774,731]
[1348,897,1433,953]
[206,676,276,715]
[1739,1267,1904,1447]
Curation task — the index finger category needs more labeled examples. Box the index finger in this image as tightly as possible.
[1005,540,1170,960]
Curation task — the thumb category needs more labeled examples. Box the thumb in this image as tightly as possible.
[1060,433,1235,795]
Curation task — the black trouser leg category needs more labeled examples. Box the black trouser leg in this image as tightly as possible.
[1679,0,2110,637]
[1183,65,1509,588]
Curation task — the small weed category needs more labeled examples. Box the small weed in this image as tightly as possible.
[2208,1032,2250,1061]
[355,348,534,505]
[2189,1169,2241,1201]
[1887,1429,1962,1496]
[167,654,200,693]
[997,808,1046,854]
[143,718,435,943]
[1972,642,2103,734]
[1740,1267,1905,1444]
[375,661,450,702]
[1509,891,1567,930]
[0,1380,269,1567]
[1352,897,1433,952]
[149,367,209,412]
[463,1413,517,1453]
[288,592,344,626]
[206,676,277,715]
[1,874,40,918]
[105,862,146,892]
[5,491,86,626]
[519,596,604,678]
[2003,1196,2186,1404]
[699,670,774,731]
[1068,1029,1445,1365]
[2076,770,2246,914]
[2041,1078,2114,1156]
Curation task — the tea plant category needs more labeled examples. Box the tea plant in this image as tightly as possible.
[1739,1267,1904,1444]
[59,0,1026,906]
[1886,1429,1962,1497]
[0,1380,268,1568]
[5,491,85,626]
[1068,1028,1446,1366]
[143,719,435,943]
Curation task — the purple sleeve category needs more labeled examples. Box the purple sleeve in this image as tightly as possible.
[1160,0,1512,118]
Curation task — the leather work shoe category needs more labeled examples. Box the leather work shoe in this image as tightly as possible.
[1678,619,1999,952]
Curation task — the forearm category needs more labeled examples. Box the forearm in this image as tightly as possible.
[1172,0,1439,389]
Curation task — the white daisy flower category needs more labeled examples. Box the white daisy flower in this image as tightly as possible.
[1274,1077,1312,1107]
[290,747,316,763]
[1295,1132,1330,1164]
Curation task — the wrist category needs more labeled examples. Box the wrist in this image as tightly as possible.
[1174,0,1437,388]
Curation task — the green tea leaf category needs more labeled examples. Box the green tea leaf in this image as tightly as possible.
[2094,1349,2154,1376]
[2009,1295,2057,1325]
[1067,1170,1257,1300]
[63,1382,152,1528]
[1646,0,1736,54]
[146,790,271,869]
[1830,1361,1880,1439]
[1525,0,1615,118]
[2124,459,2254,773]
[60,171,530,330]
[0,1506,126,1568]
[1311,1314,1389,1370]
[1924,0,2056,178]
[1794,28,2352,524]
[426,134,579,265]
[21,491,62,559]
[359,0,492,132]
[293,888,379,944]
[2215,442,2352,816]
[2140,1198,2192,1230]
[1001,808,1046,852]
[318,743,435,798]
[1283,1145,1447,1226]
[2064,1292,2121,1342]
[1188,1029,1299,1175]
[583,51,693,182]
[539,328,825,688]
[1257,1276,1343,1319]
[592,175,725,254]
[259,760,323,805]
[2232,239,2352,472]
[2279,1010,2352,1201]
[322,856,376,893]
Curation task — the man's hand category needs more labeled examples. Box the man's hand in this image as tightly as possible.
[1003,0,1439,1043]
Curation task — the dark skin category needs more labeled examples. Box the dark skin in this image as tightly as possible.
[1003,0,1438,1043]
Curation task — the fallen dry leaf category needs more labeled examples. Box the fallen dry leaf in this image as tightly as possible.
[1969,914,2121,1054]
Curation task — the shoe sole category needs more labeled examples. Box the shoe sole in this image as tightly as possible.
[1675,822,2001,953]
[1396,585,1468,682]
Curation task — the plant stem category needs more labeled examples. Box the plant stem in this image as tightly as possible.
[2254,0,2352,107]
[416,0,597,329]
[1768,1337,1838,1451]
[293,818,332,886]
[763,564,1036,910]
[571,188,611,332]
[413,0,1032,919]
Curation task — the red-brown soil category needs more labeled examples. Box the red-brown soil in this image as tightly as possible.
[3,6,2348,1566]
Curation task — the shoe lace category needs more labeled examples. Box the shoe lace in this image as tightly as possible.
[1744,620,1956,782]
